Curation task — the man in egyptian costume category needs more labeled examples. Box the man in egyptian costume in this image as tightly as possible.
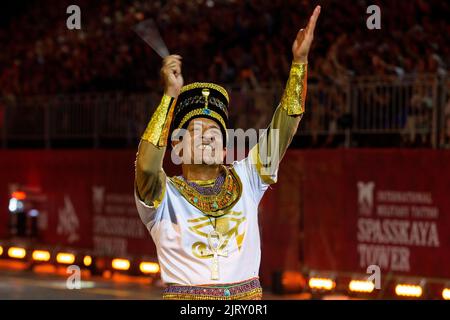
[134,6,321,300]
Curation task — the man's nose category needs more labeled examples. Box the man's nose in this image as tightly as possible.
[202,134,215,144]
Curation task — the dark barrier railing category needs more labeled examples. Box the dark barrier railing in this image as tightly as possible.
[0,74,448,148]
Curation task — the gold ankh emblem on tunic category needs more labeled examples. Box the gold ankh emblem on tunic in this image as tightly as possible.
[203,230,228,280]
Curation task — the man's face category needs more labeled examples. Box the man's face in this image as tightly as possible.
[173,117,226,165]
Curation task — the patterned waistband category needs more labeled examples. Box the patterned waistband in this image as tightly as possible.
[163,278,263,300]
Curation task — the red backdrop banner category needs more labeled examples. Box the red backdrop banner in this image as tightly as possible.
[0,149,449,283]
[0,150,159,258]
[297,149,450,279]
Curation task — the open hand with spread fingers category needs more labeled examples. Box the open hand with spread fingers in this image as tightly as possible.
[292,5,321,64]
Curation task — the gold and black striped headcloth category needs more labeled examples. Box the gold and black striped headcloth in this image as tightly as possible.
[171,82,229,144]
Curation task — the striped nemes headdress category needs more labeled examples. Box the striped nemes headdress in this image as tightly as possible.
[171,83,229,144]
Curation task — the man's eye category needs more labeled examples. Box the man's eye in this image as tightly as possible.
[208,129,221,135]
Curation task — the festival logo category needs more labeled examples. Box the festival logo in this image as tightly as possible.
[357,181,375,216]
[57,195,80,243]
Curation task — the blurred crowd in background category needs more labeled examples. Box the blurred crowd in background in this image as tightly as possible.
[0,0,449,148]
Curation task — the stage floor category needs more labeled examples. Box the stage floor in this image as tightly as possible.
[0,269,321,300]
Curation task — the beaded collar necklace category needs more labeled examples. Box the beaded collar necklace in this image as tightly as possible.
[169,166,242,217]
[180,172,225,196]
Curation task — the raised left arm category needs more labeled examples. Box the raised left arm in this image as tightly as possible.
[250,6,321,184]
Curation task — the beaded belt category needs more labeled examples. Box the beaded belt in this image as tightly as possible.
[162,277,263,300]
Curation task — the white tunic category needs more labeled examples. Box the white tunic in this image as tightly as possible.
[134,155,277,285]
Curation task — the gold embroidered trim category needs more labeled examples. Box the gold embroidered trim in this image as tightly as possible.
[168,276,260,287]
[281,62,307,116]
[162,288,262,300]
[169,166,242,217]
[249,143,277,185]
[191,179,216,186]
[141,94,175,147]
[181,82,229,103]
[152,172,167,209]
[178,108,227,132]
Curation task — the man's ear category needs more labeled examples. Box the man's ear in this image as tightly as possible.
[172,139,183,157]
[171,139,181,149]
[170,128,184,149]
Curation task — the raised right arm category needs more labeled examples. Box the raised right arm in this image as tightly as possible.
[135,55,183,207]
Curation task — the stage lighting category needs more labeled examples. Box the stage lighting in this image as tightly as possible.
[8,247,26,259]
[0,246,3,256]
[442,288,450,300]
[272,271,306,294]
[139,262,159,274]
[395,284,423,298]
[349,280,375,293]
[28,209,39,217]
[112,258,130,271]
[83,255,92,267]
[8,198,24,213]
[56,252,75,264]
[32,250,51,262]
[308,277,336,291]
[11,191,26,200]
[9,191,26,213]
